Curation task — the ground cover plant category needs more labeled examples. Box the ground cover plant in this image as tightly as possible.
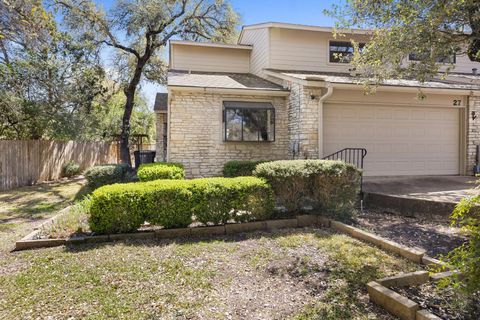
[254,160,361,220]
[0,227,418,319]
[137,162,185,181]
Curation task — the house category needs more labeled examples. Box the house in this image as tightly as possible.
[155,22,480,177]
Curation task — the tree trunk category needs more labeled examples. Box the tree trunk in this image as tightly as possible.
[119,54,150,165]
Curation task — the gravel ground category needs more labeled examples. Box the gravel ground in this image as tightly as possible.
[351,210,468,258]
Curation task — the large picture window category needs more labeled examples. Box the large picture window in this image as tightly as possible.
[329,41,365,63]
[223,101,275,142]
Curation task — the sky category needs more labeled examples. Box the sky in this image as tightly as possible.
[97,0,341,107]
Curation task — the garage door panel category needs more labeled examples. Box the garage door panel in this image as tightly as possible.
[324,103,460,176]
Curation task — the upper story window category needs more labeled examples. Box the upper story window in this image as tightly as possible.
[408,52,456,64]
[223,101,275,142]
[329,41,365,63]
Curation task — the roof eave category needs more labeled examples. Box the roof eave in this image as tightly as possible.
[167,85,290,96]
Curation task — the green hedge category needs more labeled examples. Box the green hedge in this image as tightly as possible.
[223,160,269,177]
[254,160,361,221]
[63,160,80,178]
[84,163,133,190]
[137,162,185,181]
[89,177,274,234]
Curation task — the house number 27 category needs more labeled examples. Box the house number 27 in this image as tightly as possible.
[453,100,462,106]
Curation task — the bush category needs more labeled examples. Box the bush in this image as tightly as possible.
[63,160,81,178]
[223,160,269,177]
[88,177,274,234]
[137,162,185,181]
[84,163,132,190]
[253,160,361,221]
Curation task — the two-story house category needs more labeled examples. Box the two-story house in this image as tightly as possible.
[155,22,480,178]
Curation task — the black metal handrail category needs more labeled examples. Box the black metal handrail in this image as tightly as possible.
[322,148,367,169]
[323,148,367,195]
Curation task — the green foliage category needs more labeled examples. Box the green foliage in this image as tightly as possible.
[88,177,274,234]
[253,160,361,220]
[440,189,480,294]
[223,160,268,177]
[325,0,480,89]
[137,162,185,181]
[62,160,80,178]
[84,163,132,190]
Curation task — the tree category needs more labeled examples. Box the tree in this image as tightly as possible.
[0,0,106,139]
[326,0,480,86]
[56,0,239,165]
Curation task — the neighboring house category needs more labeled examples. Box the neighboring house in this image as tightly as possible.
[155,22,480,177]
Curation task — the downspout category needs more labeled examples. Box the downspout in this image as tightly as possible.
[317,83,333,159]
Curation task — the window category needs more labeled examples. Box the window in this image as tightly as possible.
[408,52,456,64]
[223,101,275,142]
[329,41,365,63]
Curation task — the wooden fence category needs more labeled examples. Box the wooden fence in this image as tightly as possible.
[0,140,119,191]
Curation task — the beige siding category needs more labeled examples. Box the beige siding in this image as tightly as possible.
[451,54,480,74]
[269,28,370,73]
[239,28,270,76]
[171,44,250,73]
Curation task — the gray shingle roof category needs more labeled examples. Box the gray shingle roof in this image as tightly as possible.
[154,93,168,111]
[266,69,480,91]
[168,70,287,91]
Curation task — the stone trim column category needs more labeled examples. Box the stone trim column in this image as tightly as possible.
[466,95,480,175]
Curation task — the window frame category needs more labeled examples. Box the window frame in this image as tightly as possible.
[328,40,366,64]
[223,101,276,142]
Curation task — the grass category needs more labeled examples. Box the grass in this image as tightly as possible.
[0,178,86,252]
[0,228,419,319]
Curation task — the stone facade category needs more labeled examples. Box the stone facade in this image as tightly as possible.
[167,92,289,177]
[287,83,323,159]
[466,95,480,173]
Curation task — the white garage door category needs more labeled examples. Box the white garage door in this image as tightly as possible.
[323,104,460,176]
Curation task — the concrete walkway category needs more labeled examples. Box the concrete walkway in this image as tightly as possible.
[364,175,478,203]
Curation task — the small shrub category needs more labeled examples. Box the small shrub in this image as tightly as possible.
[84,163,132,190]
[137,162,185,181]
[254,160,361,221]
[63,160,81,178]
[223,160,269,177]
[88,177,274,234]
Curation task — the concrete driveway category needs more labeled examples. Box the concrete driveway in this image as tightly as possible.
[363,175,479,203]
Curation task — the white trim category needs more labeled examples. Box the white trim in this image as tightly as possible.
[168,85,290,96]
[169,40,252,50]
[326,99,467,108]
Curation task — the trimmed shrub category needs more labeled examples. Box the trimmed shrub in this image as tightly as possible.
[88,177,274,234]
[63,160,81,178]
[189,177,275,224]
[223,160,269,177]
[254,160,361,221]
[84,163,132,190]
[137,162,185,181]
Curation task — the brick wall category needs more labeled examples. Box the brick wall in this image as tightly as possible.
[167,92,289,177]
[155,112,167,162]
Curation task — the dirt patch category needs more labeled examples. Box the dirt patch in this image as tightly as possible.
[393,283,480,320]
[352,211,468,258]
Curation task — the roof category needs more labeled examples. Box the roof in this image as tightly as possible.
[168,70,287,92]
[169,40,252,50]
[239,22,371,43]
[153,93,168,112]
[264,69,480,91]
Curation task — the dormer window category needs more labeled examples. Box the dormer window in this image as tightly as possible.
[329,41,365,63]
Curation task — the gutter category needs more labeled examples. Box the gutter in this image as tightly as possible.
[318,83,333,158]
